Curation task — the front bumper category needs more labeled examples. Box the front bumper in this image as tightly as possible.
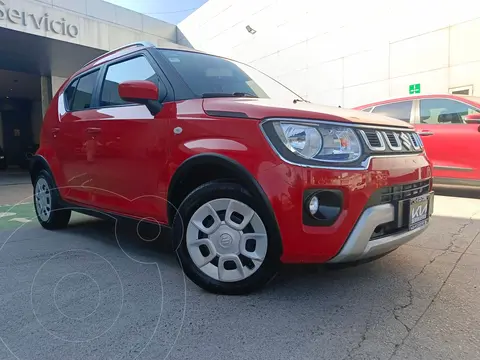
[327,192,434,263]
[258,153,433,263]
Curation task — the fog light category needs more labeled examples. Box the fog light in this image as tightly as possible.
[308,196,319,215]
[303,189,344,226]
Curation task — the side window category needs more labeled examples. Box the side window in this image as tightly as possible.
[419,98,480,124]
[70,70,99,112]
[100,56,158,107]
[64,79,78,109]
[371,101,413,122]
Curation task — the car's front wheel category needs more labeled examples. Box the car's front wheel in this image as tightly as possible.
[34,170,71,230]
[174,182,281,295]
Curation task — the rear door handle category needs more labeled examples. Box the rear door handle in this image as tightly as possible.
[51,127,60,134]
[418,131,434,136]
[86,127,101,134]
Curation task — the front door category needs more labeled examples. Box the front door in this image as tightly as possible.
[88,54,172,223]
[414,98,480,183]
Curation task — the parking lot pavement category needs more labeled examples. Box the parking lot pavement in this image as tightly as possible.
[0,171,31,186]
[0,184,479,360]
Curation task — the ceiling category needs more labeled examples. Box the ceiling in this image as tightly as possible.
[0,27,106,101]
[0,27,105,78]
[0,69,41,101]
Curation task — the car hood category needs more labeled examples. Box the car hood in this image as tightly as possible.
[202,98,412,128]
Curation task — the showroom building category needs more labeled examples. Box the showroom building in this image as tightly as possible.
[179,0,480,107]
[0,0,184,168]
[4,0,480,170]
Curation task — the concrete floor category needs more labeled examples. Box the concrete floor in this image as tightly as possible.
[0,170,31,187]
[0,183,479,360]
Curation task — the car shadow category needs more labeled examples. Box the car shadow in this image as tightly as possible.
[58,215,178,265]
[59,215,409,297]
[433,185,480,199]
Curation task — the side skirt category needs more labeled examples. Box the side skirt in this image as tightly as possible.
[58,199,172,230]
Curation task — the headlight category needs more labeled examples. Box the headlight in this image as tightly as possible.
[276,123,323,158]
[269,121,362,163]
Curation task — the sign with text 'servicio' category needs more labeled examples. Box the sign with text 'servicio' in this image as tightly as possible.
[0,0,79,38]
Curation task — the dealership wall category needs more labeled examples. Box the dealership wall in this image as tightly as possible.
[179,0,480,108]
[52,76,67,96]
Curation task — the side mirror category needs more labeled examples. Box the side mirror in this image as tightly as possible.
[118,80,164,116]
[465,113,480,124]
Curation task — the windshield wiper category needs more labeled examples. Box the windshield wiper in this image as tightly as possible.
[201,92,258,98]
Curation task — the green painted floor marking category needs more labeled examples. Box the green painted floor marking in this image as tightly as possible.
[0,203,88,230]
[0,203,36,230]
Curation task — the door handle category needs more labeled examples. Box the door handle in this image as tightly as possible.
[51,127,60,138]
[418,131,434,136]
[86,127,101,134]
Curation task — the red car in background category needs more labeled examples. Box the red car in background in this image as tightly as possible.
[355,94,480,186]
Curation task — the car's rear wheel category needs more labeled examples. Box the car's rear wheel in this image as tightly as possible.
[34,170,71,230]
[173,182,281,295]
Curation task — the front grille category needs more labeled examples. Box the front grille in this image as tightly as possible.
[359,129,423,154]
[378,179,430,204]
[383,131,401,151]
[386,133,399,146]
[409,132,422,149]
[359,129,385,150]
[365,131,383,148]
[365,179,431,209]
[368,179,431,240]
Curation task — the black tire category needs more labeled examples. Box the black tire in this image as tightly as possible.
[173,182,282,295]
[33,169,71,230]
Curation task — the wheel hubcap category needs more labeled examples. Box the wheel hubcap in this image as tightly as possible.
[35,178,52,222]
[186,198,268,282]
[210,225,240,254]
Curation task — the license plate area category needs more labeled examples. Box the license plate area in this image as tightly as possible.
[408,194,430,230]
[371,191,433,240]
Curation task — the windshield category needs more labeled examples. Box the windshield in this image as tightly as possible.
[157,49,304,102]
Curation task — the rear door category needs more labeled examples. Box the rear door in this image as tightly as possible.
[414,98,480,184]
[56,69,101,204]
[370,100,414,123]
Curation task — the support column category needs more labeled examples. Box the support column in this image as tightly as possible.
[40,76,53,118]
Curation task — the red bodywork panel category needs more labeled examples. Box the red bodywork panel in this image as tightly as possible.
[203,98,413,128]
